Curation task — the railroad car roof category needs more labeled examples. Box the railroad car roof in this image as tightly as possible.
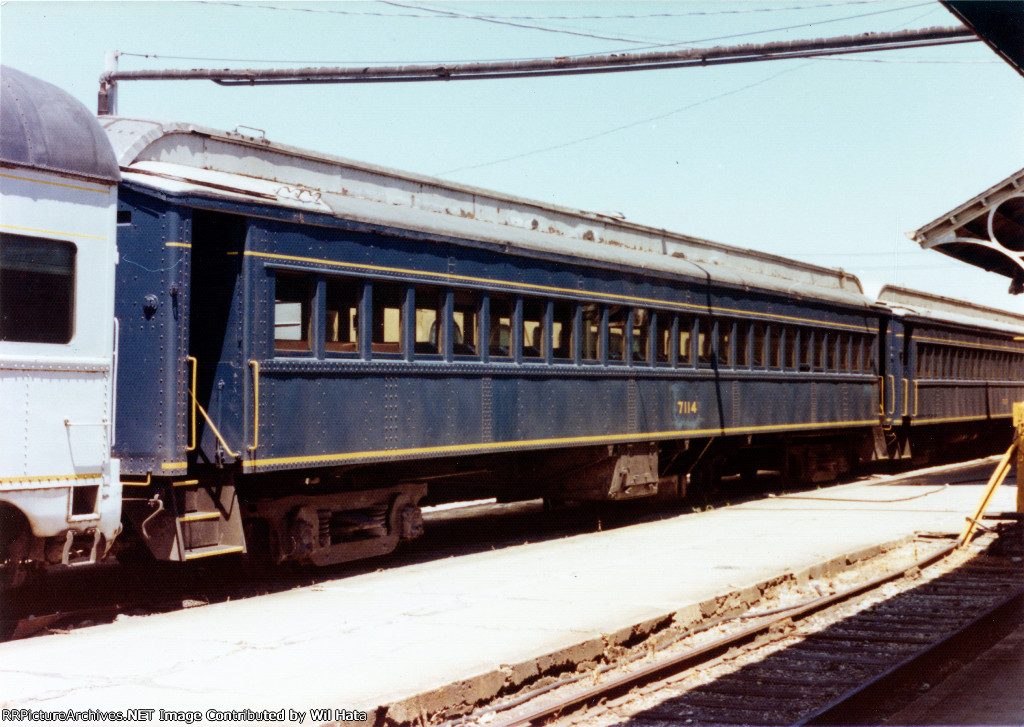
[102,116,874,309]
[0,66,120,184]
[879,284,1024,337]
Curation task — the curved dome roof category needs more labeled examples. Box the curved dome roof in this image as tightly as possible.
[1,65,120,184]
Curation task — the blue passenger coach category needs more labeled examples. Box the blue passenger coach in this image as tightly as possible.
[99,118,942,567]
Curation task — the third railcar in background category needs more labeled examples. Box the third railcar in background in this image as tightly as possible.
[880,285,1024,461]
[100,117,1024,569]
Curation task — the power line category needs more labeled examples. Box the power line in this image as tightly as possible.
[178,1,938,64]
[434,63,811,177]
[200,0,889,21]
[563,1,935,57]
[375,0,659,44]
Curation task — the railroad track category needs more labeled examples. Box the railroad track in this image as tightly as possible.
[442,526,1024,727]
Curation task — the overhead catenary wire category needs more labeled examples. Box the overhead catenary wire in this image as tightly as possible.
[199,0,896,21]
[123,2,942,66]
[196,0,935,51]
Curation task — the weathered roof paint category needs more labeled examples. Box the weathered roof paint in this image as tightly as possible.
[1,66,120,184]
[102,117,870,307]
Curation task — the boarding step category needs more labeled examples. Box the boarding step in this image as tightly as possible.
[182,544,246,561]
[174,484,246,560]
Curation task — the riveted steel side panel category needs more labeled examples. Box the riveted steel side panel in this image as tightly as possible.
[113,187,191,475]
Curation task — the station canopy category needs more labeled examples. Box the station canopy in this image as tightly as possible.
[909,169,1024,293]
[909,3,1024,293]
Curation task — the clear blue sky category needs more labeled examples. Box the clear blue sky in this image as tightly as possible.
[3,1,1022,310]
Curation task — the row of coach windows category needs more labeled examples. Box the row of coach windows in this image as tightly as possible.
[273,271,876,372]
[917,343,1024,381]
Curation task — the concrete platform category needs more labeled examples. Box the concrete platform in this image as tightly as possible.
[1,459,1019,726]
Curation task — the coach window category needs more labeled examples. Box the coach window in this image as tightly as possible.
[798,328,812,372]
[836,332,848,372]
[274,272,312,352]
[655,312,673,364]
[632,309,650,364]
[679,315,696,366]
[551,300,575,361]
[522,297,545,360]
[735,321,750,367]
[675,316,691,366]
[371,281,404,355]
[324,277,360,354]
[488,294,513,359]
[782,327,796,370]
[607,306,627,363]
[716,319,732,368]
[763,324,777,368]
[414,284,445,356]
[752,323,766,367]
[824,332,834,371]
[452,289,479,357]
[697,317,714,367]
[810,330,823,371]
[582,304,601,362]
[0,234,76,344]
